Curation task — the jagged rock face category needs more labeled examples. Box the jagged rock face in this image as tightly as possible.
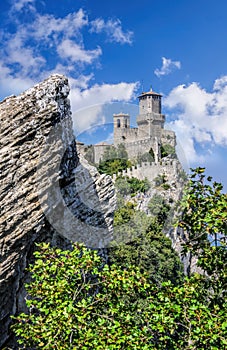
[0,75,115,346]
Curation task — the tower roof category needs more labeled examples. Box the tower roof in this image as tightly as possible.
[138,90,162,99]
[113,112,130,117]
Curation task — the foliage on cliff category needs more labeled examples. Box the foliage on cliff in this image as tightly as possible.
[12,168,227,349]
[160,144,176,158]
[97,143,132,175]
[12,243,227,349]
[115,175,150,197]
[178,167,227,297]
[136,147,155,164]
[111,203,183,285]
[112,223,183,286]
[148,194,172,224]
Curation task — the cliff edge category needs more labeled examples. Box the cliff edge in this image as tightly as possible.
[0,75,115,346]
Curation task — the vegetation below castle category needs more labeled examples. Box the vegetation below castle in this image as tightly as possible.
[115,176,150,197]
[12,169,227,349]
[160,143,176,158]
[97,144,132,175]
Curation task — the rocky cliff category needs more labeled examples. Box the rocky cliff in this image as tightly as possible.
[0,75,115,347]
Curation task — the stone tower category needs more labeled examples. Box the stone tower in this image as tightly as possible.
[137,90,165,139]
[93,86,176,164]
[113,112,130,145]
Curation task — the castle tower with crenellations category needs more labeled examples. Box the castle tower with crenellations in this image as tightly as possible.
[112,88,175,163]
[78,86,176,164]
[137,90,165,139]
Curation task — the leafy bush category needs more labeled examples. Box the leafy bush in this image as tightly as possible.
[98,158,131,175]
[114,176,131,197]
[12,240,226,349]
[160,144,176,158]
[97,144,131,175]
[162,183,171,190]
[153,173,167,187]
[114,201,135,226]
[11,168,227,349]
[137,149,154,164]
[12,243,155,349]
[148,194,171,224]
[111,211,184,285]
[178,167,227,290]
[115,176,150,197]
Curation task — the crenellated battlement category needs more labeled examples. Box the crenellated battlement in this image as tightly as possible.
[112,157,181,183]
[87,87,177,164]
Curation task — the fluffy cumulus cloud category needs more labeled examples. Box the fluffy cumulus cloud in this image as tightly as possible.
[0,1,136,130]
[11,0,36,13]
[155,57,181,77]
[71,81,138,134]
[32,10,88,42]
[57,40,102,64]
[90,18,133,44]
[0,6,90,95]
[0,59,35,97]
[164,77,227,164]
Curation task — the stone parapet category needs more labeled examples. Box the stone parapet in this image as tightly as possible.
[112,158,180,183]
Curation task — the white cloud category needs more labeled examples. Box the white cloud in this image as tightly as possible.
[33,9,88,42]
[0,1,138,142]
[11,0,36,12]
[5,31,46,76]
[0,2,135,104]
[0,8,90,86]
[57,39,102,64]
[164,77,227,163]
[213,75,227,91]
[90,18,133,44]
[69,74,94,90]
[155,57,181,77]
[71,81,138,111]
[71,81,138,134]
[0,60,35,97]
[73,105,104,136]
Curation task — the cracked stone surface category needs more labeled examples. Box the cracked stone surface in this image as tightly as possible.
[0,74,116,347]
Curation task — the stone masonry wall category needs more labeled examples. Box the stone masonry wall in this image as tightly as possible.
[124,138,156,160]
[112,158,181,183]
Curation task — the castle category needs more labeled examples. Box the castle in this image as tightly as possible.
[77,88,176,164]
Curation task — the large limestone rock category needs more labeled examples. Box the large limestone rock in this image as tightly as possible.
[0,75,115,346]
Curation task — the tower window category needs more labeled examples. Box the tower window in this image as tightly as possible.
[117,119,121,128]
[125,119,128,128]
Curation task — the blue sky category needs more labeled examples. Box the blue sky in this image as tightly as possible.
[0,0,227,189]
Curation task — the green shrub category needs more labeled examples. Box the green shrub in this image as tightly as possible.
[98,158,131,175]
[162,183,171,190]
[115,176,150,197]
[160,144,176,158]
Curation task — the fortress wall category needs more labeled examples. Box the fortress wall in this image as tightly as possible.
[113,159,180,183]
[93,144,109,164]
[114,127,138,145]
[93,133,177,165]
[93,136,157,164]
[124,138,155,159]
[124,128,138,140]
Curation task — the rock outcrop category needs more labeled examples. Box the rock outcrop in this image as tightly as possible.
[0,75,115,347]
